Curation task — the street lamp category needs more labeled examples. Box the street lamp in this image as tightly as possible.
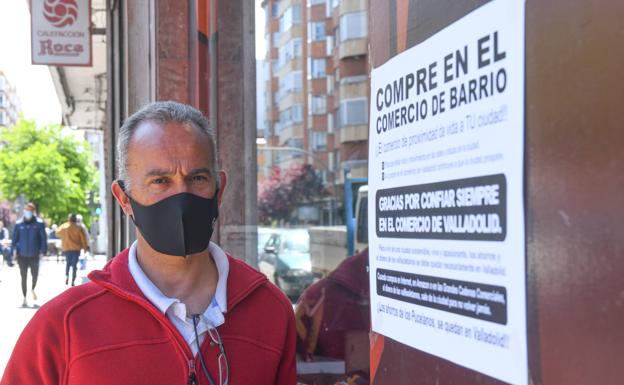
[256,139,338,225]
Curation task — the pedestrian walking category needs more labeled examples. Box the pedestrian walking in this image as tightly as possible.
[56,214,89,286]
[75,214,90,268]
[0,220,12,267]
[11,203,47,307]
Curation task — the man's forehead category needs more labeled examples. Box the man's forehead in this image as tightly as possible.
[126,120,215,173]
[132,120,200,141]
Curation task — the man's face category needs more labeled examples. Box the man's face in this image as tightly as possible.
[113,121,224,215]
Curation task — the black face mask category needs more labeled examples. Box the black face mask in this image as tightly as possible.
[119,182,219,257]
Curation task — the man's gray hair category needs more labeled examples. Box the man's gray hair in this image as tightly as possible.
[117,101,218,189]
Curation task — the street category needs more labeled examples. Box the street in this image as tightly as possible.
[0,255,107,376]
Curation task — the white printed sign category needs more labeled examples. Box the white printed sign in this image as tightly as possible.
[368,1,527,384]
[31,0,92,66]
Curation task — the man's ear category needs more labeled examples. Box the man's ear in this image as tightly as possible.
[217,171,227,206]
[111,181,133,217]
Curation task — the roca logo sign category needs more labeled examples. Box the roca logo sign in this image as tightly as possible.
[43,0,78,28]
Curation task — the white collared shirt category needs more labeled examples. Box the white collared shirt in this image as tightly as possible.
[128,241,229,355]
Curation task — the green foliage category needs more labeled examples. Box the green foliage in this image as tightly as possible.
[0,119,97,225]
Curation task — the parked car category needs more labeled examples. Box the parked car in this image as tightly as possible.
[258,228,319,301]
[257,227,277,257]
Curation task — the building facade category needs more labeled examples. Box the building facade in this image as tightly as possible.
[0,71,21,127]
[261,0,369,224]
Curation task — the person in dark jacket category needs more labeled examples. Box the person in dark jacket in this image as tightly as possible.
[11,202,47,307]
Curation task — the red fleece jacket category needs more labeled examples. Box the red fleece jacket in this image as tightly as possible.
[1,249,296,385]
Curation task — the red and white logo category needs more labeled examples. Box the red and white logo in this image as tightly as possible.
[43,0,78,28]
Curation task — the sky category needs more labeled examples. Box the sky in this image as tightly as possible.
[0,1,62,126]
[255,0,266,60]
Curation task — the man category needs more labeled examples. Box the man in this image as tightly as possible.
[57,214,89,286]
[2,101,296,385]
[10,202,47,307]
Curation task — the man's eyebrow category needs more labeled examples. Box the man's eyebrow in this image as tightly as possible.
[144,168,174,177]
[188,167,214,176]
[143,168,214,177]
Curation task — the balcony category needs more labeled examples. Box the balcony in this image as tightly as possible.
[278,123,304,145]
[339,124,368,143]
[339,77,368,100]
[275,58,303,78]
[338,38,367,59]
[339,0,367,15]
[277,24,303,47]
[278,91,304,111]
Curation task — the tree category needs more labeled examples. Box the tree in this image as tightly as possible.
[0,119,97,226]
[258,164,327,225]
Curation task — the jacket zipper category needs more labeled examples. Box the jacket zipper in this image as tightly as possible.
[188,359,198,385]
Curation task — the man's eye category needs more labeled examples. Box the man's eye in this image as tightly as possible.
[191,175,209,182]
[152,178,168,185]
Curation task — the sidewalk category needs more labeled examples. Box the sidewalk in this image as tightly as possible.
[0,255,108,376]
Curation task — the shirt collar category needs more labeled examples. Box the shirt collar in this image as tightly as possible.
[128,240,229,316]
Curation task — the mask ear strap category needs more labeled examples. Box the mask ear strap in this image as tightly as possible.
[117,180,137,223]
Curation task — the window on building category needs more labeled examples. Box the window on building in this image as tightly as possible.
[272,32,280,47]
[272,1,280,16]
[339,98,368,127]
[326,74,334,94]
[263,61,271,79]
[285,138,304,158]
[309,95,327,115]
[308,58,326,79]
[277,104,304,132]
[278,38,302,67]
[279,5,302,32]
[264,32,270,51]
[307,0,325,6]
[325,36,334,56]
[0,111,5,126]
[332,0,340,8]
[278,71,303,99]
[339,11,367,41]
[311,131,327,151]
[0,94,4,107]
[327,112,334,133]
[308,21,326,42]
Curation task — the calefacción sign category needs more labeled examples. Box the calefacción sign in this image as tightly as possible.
[31,0,92,66]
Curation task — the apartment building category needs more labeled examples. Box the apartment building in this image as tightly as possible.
[0,71,21,127]
[261,0,369,223]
